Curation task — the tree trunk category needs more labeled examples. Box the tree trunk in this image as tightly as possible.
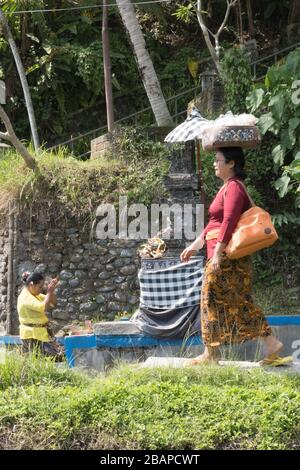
[246,0,255,38]
[196,1,220,73]
[0,8,40,150]
[287,0,300,42]
[0,105,38,171]
[235,0,244,43]
[288,0,300,23]
[116,0,173,127]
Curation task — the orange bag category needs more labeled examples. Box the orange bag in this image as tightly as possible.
[206,182,279,259]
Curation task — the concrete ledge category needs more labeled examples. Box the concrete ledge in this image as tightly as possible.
[2,316,300,372]
[93,321,141,336]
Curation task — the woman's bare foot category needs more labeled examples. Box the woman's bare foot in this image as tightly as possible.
[188,355,217,365]
[185,347,219,366]
[262,335,283,361]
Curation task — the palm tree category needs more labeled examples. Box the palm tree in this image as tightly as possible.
[116,0,173,127]
[0,8,40,150]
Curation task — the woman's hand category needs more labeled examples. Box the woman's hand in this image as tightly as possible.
[47,278,59,294]
[210,252,222,274]
[180,239,204,263]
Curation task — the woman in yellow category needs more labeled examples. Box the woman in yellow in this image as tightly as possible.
[17,271,62,358]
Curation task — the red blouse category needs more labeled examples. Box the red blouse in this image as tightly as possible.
[202,178,251,260]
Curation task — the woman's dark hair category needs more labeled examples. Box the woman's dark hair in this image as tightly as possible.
[219,147,247,180]
[22,271,44,286]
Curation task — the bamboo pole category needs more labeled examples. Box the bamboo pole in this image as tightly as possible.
[102,0,114,133]
[6,201,16,335]
[196,140,205,205]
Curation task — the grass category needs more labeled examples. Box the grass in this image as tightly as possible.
[0,352,300,450]
[253,282,300,315]
[0,134,170,225]
[0,147,122,219]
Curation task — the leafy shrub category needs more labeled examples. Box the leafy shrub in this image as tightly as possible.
[220,47,253,114]
[1,358,300,449]
[247,48,300,207]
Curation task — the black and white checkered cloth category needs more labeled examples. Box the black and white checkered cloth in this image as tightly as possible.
[139,257,204,309]
[164,107,208,143]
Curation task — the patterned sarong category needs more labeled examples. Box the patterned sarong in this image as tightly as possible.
[201,255,272,347]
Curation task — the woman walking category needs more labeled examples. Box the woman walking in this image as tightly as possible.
[181,147,288,365]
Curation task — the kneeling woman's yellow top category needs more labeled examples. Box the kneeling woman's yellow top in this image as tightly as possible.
[17,288,50,342]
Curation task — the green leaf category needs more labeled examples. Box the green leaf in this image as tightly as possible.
[246,88,265,112]
[274,175,291,198]
[26,63,41,75]
[42,45,53,55]
[295,194,300,208]
[289,117,300,131]
[280,128,294,150]
[264,66,280,90]
[269,94,285,121]
[285,50,300,76]
[110,52,126,60]
[258,113,276,134]
[26,33,40,44]
[57,24,78,35]
[292,150,300,162]
[45,62,52,79]
[112,74,121,91]
[55,85,66,114]
[272,145,285,166]
[287,118,299,148]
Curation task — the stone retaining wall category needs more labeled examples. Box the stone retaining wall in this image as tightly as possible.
[0,138,201,333]
[1,221,142,329]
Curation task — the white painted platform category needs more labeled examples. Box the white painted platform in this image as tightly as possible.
[142,356,300,372]
[142,357,261,368]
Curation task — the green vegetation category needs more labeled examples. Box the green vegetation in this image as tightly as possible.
[0,127,170,224]
[253,283,300,315]
[0,352,300,450]
[0,1,295,151]
[247,48,300,206]
[220,47,253,114]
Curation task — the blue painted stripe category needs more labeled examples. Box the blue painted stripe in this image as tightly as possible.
[0,335,22,345]
[0,336,65,346]
[64,334,96,368]
[96,335,203,348]
[267,315,300,326]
